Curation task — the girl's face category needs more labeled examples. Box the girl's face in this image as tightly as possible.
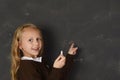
[19,27,42,58]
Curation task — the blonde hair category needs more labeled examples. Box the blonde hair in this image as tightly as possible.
[11,23,44,80]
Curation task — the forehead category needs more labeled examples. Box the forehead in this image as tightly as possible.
[21,27,40,38]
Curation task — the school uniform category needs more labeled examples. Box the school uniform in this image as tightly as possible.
[17,54,74,80]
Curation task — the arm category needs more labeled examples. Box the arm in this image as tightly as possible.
[48,43,78,80]
[64,43,78,71]
[42,57,64,80]
[47,53,66,80]
[62,43,78,80]
[47,68,62,80]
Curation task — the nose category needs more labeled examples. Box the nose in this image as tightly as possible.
[34,40,39,46]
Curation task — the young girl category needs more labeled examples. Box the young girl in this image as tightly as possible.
[11,23,78,80]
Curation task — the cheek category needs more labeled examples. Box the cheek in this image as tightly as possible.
[19,41,29,49]
[39,41,43,49]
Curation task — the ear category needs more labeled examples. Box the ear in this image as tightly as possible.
[18,41,22,50]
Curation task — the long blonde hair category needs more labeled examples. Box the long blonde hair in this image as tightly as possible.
[11,23,44,80]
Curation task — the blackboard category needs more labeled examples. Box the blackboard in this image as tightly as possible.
[0,0,120,80]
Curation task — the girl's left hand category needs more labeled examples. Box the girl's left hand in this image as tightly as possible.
[68,43,78,55]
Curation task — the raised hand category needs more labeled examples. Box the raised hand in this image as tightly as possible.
[68,43,78,55]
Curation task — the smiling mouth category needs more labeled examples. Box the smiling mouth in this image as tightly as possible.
[32,48,39,51]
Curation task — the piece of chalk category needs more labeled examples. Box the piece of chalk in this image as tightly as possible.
[60,50,63,55]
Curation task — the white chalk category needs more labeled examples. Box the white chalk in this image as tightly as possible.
[60,50,63,55]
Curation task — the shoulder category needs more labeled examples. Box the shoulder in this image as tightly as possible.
[17,60,41,76]
[20,60,34,67]
[18,60,40,73]
[17,60,43,80]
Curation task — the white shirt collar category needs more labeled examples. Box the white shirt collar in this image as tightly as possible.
[21,56,42,62]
